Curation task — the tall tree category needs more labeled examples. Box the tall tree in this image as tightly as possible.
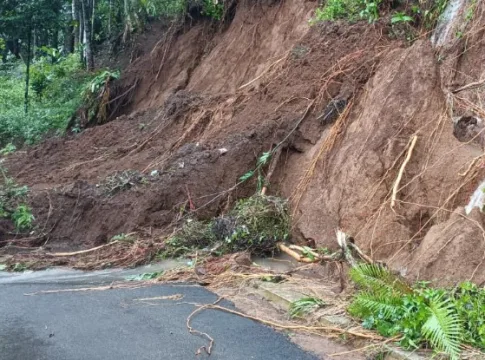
[80,0,94,70]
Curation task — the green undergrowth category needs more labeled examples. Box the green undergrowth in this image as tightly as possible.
[0,54,93,146]
[162,195,290,258]
[0,161,34,231]
[349,263,485,359]
[311,0,449,30]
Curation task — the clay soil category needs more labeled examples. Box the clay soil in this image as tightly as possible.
[3,0,485,283]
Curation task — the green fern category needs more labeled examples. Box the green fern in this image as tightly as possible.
[422,296,462,360]
[350,292,403,320]
[349,263,464,358]
[350,263,412,296]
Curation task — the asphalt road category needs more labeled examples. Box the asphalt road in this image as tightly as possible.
[0,272,318,360]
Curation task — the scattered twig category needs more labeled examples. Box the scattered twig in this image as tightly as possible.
[134,294,184,302]
[238,54,288,90]
[390,135,418,211]
[348,242,373,264]
[186,298,223,355]
[193,304,383,340]
[186,185,196,211]
[24,281,150,296]
[45,240,119,257]
[452,79,485,94]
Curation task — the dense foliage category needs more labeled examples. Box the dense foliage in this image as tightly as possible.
[312,0,449,27]
[349,263,485,359]
[0,54,91,145]
[0,0,229,146]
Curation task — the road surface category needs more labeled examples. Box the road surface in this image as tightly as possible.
[0,268,318,360]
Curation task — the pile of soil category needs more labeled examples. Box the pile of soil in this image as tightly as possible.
[3,0,485,283]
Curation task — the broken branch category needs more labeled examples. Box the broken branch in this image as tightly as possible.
[45,240,119,257]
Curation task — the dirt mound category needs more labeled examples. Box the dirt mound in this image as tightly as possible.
[4,0,485,282]
[3,1,391,261]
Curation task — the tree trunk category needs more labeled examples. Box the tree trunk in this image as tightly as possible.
[91,0,96,42]
[24,27,32,114]
[108,0,112,36]
[79,0,85,65]
[123,0,132,42]
[81,0,94,70]
[73,0,79,50]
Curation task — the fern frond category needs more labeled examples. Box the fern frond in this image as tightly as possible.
[351,292,403,320]
[350,263,412,296]
[422,296,462,360]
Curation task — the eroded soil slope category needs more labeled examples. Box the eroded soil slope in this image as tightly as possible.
[3,0,485,282]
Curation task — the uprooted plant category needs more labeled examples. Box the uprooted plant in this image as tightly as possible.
[348,263,485,359]
[163,195,290,257]
[69,70,121,131]
[0,161,34,231]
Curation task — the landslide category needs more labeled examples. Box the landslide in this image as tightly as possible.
[2,0,485,283]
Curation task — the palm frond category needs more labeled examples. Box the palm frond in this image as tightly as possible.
[350,263,412,296]
[350,292,403,320]
[422,296,462,360]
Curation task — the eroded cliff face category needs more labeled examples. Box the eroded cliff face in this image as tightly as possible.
[4,0,485,281]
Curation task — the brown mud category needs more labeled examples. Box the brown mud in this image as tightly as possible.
[3,0,485,284]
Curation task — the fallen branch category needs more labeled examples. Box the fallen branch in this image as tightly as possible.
[45,240,119,257]
[390,135,418,211]
[277,242,303,261]
[289,244,321,260]
[134,294,184,302]
[278,243,324,263]
[195,304,383,340]
[24,281,150,296]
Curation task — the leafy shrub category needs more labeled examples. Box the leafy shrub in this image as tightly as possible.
[11,205,35,230]
[391,11,413,24]
[311,0,448,27]
[311,0,381,23]
[202,0,224,20]
[0,163,34,231]
[348,263,485,359]
[164,195,290,257]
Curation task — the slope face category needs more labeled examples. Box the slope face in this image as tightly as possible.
[3,0,485,282]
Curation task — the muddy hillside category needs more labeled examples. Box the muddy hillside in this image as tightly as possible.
[3,0,485,282]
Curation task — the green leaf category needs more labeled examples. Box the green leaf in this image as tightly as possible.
[257,152,271,166]
[239,170,254,182]
[350,263,412,296]
[351,292,403,320]
[422,296,462,359]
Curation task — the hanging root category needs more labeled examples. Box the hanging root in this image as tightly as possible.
[390,134,418,211]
